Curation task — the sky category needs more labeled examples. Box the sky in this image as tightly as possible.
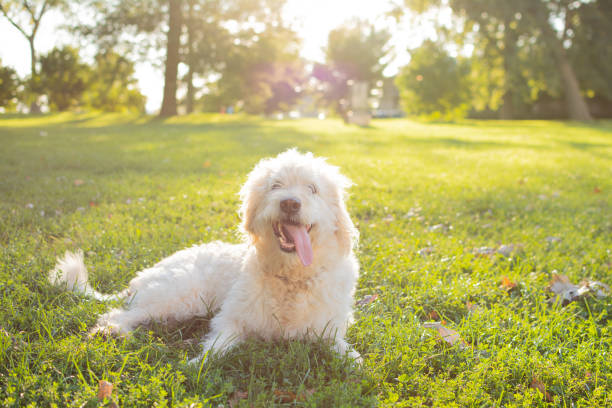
[0,0,438,113]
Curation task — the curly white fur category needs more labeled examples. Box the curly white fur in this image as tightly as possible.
[49,149,360,363]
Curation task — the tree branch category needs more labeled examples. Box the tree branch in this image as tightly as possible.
[0,3,32,39]
[31,0,50,37]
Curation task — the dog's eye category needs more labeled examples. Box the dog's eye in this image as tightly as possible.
[271,182,283,190]
[308,184,318,194]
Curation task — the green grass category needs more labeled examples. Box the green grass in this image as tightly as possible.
[1,113,611,407]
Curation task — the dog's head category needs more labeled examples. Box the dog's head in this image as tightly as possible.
[239,149,357,266]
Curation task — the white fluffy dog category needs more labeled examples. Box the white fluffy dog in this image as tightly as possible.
[49,149,360,363]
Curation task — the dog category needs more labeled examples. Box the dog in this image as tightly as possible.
[49,149,361,363]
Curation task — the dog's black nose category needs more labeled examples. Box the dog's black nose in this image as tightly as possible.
[280,198,301,214]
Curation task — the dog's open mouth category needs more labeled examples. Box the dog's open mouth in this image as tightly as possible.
[273,222,313,266]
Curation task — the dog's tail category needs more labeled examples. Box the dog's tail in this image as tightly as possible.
[48,250,128,302]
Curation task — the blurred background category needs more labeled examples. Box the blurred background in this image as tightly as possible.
[0,0,610,121]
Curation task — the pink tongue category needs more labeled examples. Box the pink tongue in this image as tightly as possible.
[284,224,313,266]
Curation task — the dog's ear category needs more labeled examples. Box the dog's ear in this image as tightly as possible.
[335,202,358,255]
[331,172,358,255]
[239,162,269,240]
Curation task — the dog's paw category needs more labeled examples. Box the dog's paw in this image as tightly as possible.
[88,324,124,339]
[348,349,363,366]
[187,351,211,367]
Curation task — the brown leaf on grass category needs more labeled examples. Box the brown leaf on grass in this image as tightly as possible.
[228,390,248,408]
[418,246,434,256]
[593,187,601,194]
[274,389,298,403]
[74,179,84,186]
[473,246,495,256]
[97,380,113,401]
[356,294,378,307]
[273,389,315,403]
[548,273,609,305]
[500,276,517,292]
[530,378,553,402]
[202,160,212,168]
[423,322,467,349]
[474,244,521,257]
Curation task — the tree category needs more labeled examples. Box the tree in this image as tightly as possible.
[39,46,89,111]
[180,0,290,113]
[0,0,65,112]
[397,40,471,119]
[207,23,305,114]
[403,0,594,120]
[83,51,146,112]
[315,20,391,115]
[0,61,19,108]
[159,0,182,117]
[565,1,612,105]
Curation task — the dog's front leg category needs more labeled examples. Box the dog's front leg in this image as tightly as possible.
[189,314,245,364]
[333,337,362,363]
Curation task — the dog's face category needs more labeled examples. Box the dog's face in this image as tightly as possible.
[240,149,357,266]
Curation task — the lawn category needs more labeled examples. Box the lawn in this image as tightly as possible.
[0,113,611,407]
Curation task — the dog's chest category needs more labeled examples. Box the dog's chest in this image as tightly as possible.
[265,275,325,330]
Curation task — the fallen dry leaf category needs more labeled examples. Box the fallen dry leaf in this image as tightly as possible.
[97,380,113,401]
[202,160,212,168]
[497,244,520,256]
[74,179,84,186]
[356,294,378,307]
[474,244,521,257]
[548,273,609,305]
[428,310,440,320]
[474,246,496,256]
[530,378,553,402]
[274,389,298,403]
[273,388,314,403]
[418,247,434,256]
[228,390,248,408]
[593,187,601,194]
[423,322,467,349]
[428,224,449,232]
[500,276,518,292]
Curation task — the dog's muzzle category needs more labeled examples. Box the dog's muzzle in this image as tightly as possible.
[273,221,313,266]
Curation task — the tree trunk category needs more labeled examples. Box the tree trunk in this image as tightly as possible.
[557,50,592,121]
[543,24,592,121]
[499,21,517,120]
[499,91,513,120]
[28,37,41,114]
[186,66,194,114]
[185,0,195,114]
[159,0,182,117]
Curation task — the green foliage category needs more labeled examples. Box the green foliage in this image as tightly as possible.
[326,20,391,84]
[396,41,471,119]
[402,0,609,119]
[567,1,612,100]
[207,24,305,114]
[83,51,146,113]
[0,113,611,406]
[315,20,391,113]
[0,62,19,109]
[39,46,90,111]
